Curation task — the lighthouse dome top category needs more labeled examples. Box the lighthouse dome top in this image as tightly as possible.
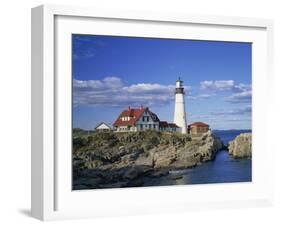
[176,77,184,88]
[176,76,183,82]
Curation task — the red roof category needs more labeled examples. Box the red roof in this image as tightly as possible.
[189,122,209,127]
[113,107,159,127]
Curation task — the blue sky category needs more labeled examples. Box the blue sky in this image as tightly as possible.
[72,34,252,130]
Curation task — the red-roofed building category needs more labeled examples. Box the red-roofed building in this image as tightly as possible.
[188,122,210,135]
[113,106,161,132]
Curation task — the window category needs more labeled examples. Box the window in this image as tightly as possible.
[143,116,149,122]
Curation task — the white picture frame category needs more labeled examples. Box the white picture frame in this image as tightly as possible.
[31,4,274,221]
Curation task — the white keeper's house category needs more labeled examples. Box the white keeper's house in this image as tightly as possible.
[113,106,179,132]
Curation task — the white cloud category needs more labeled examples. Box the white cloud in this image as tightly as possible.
[200,80,235,91]
[226,91,252,103]
[73,77,188,107]
[187,94,212,100]
[211,106,252,116]
[103,77,123,88]
[200,79,251,103]
[232,83,251,93]
[125,83,174,94]
[200,80,251,93]
[73,76,123,92]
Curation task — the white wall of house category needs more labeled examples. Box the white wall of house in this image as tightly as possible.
[135,111,159,131]
[116,126,127,132]
[115,126,138,132]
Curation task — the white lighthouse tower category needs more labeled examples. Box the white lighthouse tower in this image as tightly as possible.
[174,77,187,134]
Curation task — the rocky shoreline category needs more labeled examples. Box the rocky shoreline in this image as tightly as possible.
[73,130,224,189]
[228,133,252,158]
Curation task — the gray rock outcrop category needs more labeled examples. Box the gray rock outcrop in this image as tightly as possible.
[73,130,224,189]
[228,133,252,158]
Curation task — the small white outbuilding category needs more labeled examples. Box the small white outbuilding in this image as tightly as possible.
[94,122,111,132]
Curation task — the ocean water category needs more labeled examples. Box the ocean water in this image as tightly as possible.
[143,130,252,186]
[213,130,251,145]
